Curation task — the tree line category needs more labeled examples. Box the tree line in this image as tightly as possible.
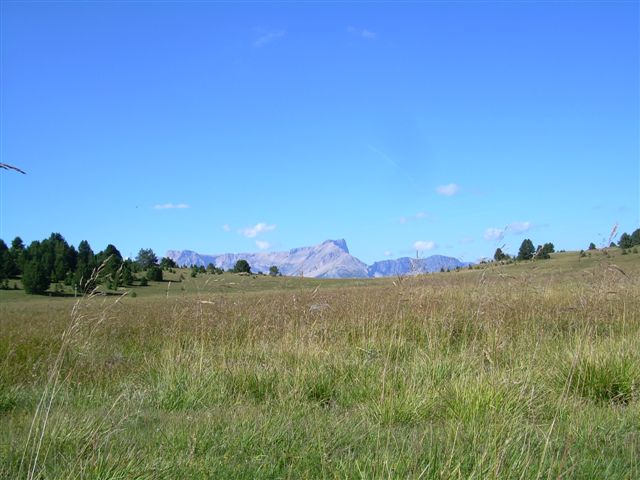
[0,233,177,295]
[617,228,640,250]
[493,227,640,263]
[493,238,555,262]
[0,233,282,295]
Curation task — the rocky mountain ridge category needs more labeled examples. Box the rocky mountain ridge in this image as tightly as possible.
[166,239,469,278]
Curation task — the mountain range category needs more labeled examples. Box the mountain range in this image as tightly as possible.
[166,239,470,278]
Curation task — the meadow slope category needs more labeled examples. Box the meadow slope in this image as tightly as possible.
[1,249,639,479]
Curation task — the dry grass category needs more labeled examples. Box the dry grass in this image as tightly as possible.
[1,251,639,478]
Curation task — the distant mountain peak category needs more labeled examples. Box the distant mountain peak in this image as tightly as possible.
[166,239,470,279]
[323,239,349,253]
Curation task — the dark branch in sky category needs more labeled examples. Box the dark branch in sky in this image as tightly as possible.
[0,163,27,175]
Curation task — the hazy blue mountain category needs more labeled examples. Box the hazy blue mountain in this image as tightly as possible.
[367,255,470,277]
[167,240,470,279]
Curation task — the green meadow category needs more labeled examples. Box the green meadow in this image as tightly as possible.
[1,249,639,479]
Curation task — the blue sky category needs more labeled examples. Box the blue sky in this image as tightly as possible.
[1,1,638,264]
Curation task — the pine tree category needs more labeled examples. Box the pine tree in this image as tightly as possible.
[160,257,177,269]
[517,239,535,260]
[0,240,13,280]
[74,240,97,291]
[619,233,633,249]
[493,248,506,261]
[9,237,25,276]
[22,241,51,294]
[96,244,123,289]
[136,248,158,269]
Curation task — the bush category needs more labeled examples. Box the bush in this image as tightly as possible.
[233,260,251,274]
[139,277,148,286]
[146,266,163,282]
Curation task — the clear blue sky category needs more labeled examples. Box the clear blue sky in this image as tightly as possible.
[1,1,638,264]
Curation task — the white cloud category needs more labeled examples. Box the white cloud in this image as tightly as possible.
[414,240,436,251]
[253,30,285,48]
[415,211,427,219]
[507,221,531,234]
[484,221,532,242]
[241,222,276,238]
[255,240,271,250]
[399,216,408,225]
[436,183,460,196]
[347,26,376,39]
[153,203,189,210]
[383,251,393,257]
[484,228,505,241]
[222,224,231,232]
[361,29,376,39]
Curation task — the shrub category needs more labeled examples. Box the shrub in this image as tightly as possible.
[146,266,163,282]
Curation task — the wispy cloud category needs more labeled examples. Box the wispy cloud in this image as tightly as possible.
[256,240,271,250]
[240,222,276,238]
[435,183,460,196]
[484,221,533,241]
[253,30,285,48]
[222,224,231,232]
[414,240,437,252]
[399,211,433,224]
[348,26,376,39]
[367,144,399,169]
[484,228,505,241]
[153,203,189,210]
[508,221,531,234]
[383,251,393,257]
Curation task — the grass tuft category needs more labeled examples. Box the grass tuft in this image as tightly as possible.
[562,349,638,405]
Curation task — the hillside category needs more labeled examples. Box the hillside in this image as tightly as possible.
[1,248,639,478]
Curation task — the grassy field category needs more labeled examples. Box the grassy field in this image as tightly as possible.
[1,249,639,479]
